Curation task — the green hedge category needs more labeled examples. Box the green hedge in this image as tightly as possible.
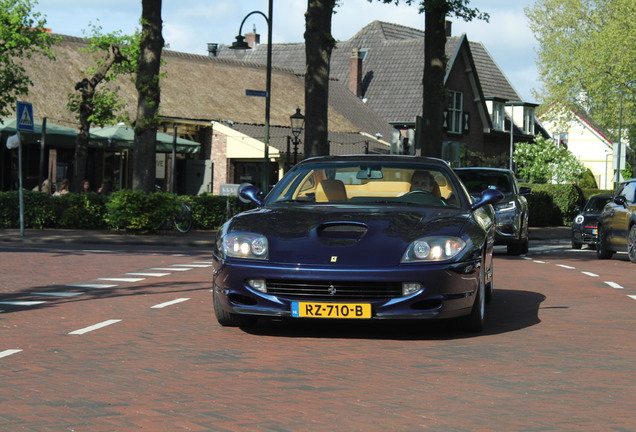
[0,190,248,232]
[521,183,614,227]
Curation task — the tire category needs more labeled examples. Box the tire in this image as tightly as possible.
[628,225,636,263]
[173,204,192,233]
[213,289,256,328]
[572,239,582,250]
[596,226,614,260]
[463,266,485,332]
[507,240,523,255]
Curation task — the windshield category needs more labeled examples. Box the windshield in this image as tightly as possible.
[585,196,611,212]
[457,171,513,194]
[268,162,461,208]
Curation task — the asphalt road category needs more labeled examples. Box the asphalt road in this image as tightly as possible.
[1,238,634,431]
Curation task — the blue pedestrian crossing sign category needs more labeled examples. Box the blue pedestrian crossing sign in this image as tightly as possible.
[16,101,34,132]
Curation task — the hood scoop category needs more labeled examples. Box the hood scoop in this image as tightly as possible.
[317,222,368,246]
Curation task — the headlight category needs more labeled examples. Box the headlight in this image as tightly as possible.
[574,214,584,225]
[221,233,268,260]
[401,236,466,262]
[495,200,516,212]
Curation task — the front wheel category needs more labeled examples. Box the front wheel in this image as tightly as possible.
[173,203,192,233]
[213,289,256,328]
[627,225,636,263]
[596,226,614,260]
[462,267,485,332]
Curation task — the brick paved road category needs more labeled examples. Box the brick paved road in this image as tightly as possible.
[1,242,634,431]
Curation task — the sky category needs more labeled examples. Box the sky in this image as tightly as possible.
[35,0,540,102]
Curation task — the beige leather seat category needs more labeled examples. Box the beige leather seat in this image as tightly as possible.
[315,179,348,202]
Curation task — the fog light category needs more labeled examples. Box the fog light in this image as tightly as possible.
[402,282,422,296]
[248,279,267,293]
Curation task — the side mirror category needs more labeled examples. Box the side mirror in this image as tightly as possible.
[470,189,504,212]
[519,186,532,195]
[239,183,264,207]
[614,195,627,207]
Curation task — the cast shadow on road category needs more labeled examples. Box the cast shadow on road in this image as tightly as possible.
[0,280,210,315]
[241,289,547,341]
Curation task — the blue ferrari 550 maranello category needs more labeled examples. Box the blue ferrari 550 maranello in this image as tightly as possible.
[212,155,503,332]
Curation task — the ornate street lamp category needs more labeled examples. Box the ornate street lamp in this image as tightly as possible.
[289,108,304,166]
[229,0,273,192]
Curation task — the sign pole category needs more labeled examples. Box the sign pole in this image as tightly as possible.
[16,101,34,238]
[17,130,25,237]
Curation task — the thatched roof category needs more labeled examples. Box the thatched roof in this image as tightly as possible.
[16,34,392,136]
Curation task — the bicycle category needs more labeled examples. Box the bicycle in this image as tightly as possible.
[155,185,192,233]
[171,199,192,233]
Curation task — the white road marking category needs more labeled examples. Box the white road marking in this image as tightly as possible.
[172,264,211,268]
[150,267,191,271]
[556,264,576,269]
[533,260,546,264]
[0,349,22,359]
[581,271,599,277]
[0,301,46,306]
[126,272,170,277]
[151,298,190,309]
[31,292,84,297]
[628,295,636,301]
[65,283,118,289]
[604,281,624,289]
[68,319,122,335]
[97,277,145,282]
[194,261,212,264]
[521,257,532,260]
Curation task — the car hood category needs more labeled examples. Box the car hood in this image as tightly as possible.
[224,204,471,266]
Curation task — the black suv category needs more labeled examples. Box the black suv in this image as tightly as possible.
[597,178,636,263]
[455,167,531,255]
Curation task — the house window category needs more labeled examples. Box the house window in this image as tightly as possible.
[523,107,535,135]
[554,132,568,149]
[492,102,505,131]
[447,91,463,134]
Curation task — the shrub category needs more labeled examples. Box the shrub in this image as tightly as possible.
[523,183,585,226]
[105,190,181,233]
[50,193,109,229]
[189,194,247,230]
[0,190,57,228]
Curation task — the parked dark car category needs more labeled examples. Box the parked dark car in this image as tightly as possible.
[571,194,613,249]
[455,167,531,255]
[597,179,636,262]
[212,155,503,332]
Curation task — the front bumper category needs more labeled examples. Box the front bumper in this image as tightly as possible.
[494,210,521,244]
[212,258,481,321]
[572,228,599,245]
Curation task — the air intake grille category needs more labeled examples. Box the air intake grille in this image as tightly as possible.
[265,279,402,300]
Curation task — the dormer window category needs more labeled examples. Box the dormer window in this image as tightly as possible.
[523,106,535,135]
[492,101,505,131]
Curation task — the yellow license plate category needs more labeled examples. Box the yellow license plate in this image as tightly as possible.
[291,302,371,319]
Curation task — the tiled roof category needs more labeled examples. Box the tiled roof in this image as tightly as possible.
[217,20,522,123]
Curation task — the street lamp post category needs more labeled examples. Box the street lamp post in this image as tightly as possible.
[230,0,273,192]
[290,108,305,166]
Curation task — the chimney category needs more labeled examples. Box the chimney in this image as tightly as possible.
[445,20,452,37]
[245,25,260,48]
[207,43,218,57]
[349,48,362,97]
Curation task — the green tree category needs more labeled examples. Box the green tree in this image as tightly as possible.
[68,24,139,192]
[0,0,56,118]
[527,0,636,152]
[132,0,164,192]
[514,135,586,184]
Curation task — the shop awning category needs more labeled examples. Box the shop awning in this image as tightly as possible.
[1,118,82,147]
[90,124,200,154]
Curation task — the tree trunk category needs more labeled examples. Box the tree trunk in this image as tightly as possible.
[132,0,164,192]
[73,44,123,192]
[422,3,448,158]
[304,0,336,158]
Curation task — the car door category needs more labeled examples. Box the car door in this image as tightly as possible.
[604,182,636,249]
